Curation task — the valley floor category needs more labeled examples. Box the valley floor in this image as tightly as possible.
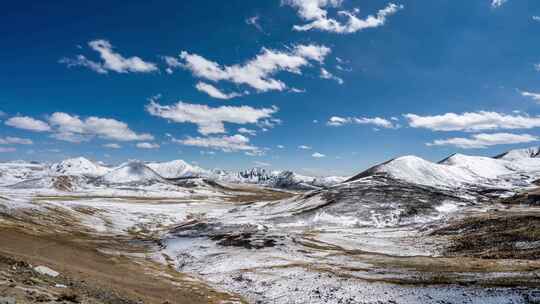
[1,183,540,304]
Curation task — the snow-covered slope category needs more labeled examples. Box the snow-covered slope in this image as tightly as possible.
[100,161,164,184]
[366,156,481,188]
[351,150,540,190]
[439,154,514,179]
[0,161,48,186]
[495,147,540,160]
[50,157,110,177]
[147,160,207,179]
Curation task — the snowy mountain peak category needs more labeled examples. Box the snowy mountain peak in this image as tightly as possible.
[100,161,164,184]
[495,147,540,160]
[147,159,206,179]
[50,157,110,177]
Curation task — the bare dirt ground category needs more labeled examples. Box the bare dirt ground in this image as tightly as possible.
[0,227,244,304]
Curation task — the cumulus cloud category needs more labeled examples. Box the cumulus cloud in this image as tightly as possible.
[0,137,33,145]
[283,0,403,33]
[165,44,331,92]
[491,0,507,8]
[427,133,537,149]
[195,82,243,99]
[320,68,343,84]
[520,90,540,103]
[136,142,160,149]
[146,99,278,135]
[48,112,154,142]
[298,145,312,150]
[0,147,16,153]
[327,115,397,128]
[176,134,261,153]
[5,116,51,132]
[103,143,121,149]
[405,111,540,132]
[312,152,326,158]
[60,39,158,74]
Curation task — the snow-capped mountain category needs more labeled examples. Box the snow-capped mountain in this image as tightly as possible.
[348,148,540,190]
[50,157,110,177]
[99,161,165,185]
[495,147,540,160]
[146,160,207,179]
[208,168,347,190]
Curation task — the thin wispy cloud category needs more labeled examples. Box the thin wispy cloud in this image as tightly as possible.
[0,147,16,153]
[165,44,331,92]
[298,145,312,150]
[60,39,158,74]
[253,160,271,167]
[146,98,278,135]
[312,152,326,158]
[136,142,160,149]
[283,0,403,33]
[320,68,343,84]
[327,116,398,128]
[520,90,540,103]
[491,0,507,8]
[246,15,265,33]
[238,127,257,136]
[175,134,261,153]
[427,133,537,149]
[195,82,243,99]
[405,111,540,132]
[0,137,33,145]
[103,143,121,149]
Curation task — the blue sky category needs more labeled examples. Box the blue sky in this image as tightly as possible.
[2,0,540,175]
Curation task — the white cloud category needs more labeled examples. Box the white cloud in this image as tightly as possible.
[254,161,271,167]
[327,115,397,128]
[312,152,326,158]
[298,145,312,150]
[238,127,257,136]
[103,143,121,149]
[195,82,243,99]
[5,116,51,132]
[60,39,158,74]
[49,112,154,142]
[427,133,537,149]
[405,111,540,132]
[176,134,261,153]
[277,145,285,149]
[0,137,33,145]
[0,147,16,153]
[136,142,160,149]
[167,44,331,92]
[520,90,540,103]
[533,16,540,22]
[246,15,265,33]
[491,0,507,8]
[283,0,403,33]
[320,68,343,84]
[146,99,278,135]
